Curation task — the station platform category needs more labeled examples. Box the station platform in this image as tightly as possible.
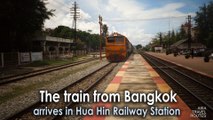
[84,54,197,120]
[147,52,213,78]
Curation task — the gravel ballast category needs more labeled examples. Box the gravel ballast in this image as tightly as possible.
[0,60,109,120]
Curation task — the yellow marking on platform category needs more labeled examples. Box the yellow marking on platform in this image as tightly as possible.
[105,116,122,120]
[124,71,148,74]
[121,76,152,79]
[141,63,145,65]
[145,65,152,69]
[105,116,138,120]
[149,71,159,77]
[116,71,125,76]
[157,84,172,92]
[104,84,120,93]
[125,72,150,78]
[122,77,153,83]
[121,65,128,68]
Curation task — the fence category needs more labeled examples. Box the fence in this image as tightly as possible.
[0,50,87,67]
[1,52,19,67]
[0,52,42,67]
[43,50,87,59]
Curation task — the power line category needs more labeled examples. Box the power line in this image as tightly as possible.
[105,16,187,22]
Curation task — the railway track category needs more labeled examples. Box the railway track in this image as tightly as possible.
[7,62,117,120]
[141,52,213,119]
[0,58,97,85]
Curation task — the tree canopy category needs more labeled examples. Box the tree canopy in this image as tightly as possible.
[136,44,142,49]
[148,26,187,50]
[194,1,213,48]
[144,1,213,50]
[0,0,54,52]
[102,24,108,37]
[47,25,102,51]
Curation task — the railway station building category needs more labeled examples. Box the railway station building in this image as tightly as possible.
[33,35,74,59]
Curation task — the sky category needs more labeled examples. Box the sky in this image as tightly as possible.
[44,0,212,46]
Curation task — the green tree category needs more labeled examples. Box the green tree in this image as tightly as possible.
[136,44,142,49]
[49,25,101,51]
[179,24,187,39]
[0,0,54,52]
[51,26,75,38]
[158,32,163,46]
[102,24,108,37]
[163,31,170,48]
[75,39,85,50]
[195,2,213,48]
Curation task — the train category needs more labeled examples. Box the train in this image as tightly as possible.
[105,32,133,62]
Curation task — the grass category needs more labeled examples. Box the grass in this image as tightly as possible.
[0,56,85,77]
[25,56,81,67]
[0,81,50,104]
[0,59,98,104]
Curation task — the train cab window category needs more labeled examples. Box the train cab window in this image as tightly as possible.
[115,37,124,43]
[107,37,114,43]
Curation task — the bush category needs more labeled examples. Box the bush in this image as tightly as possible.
[204,57,210,62]
[185,54,190,59]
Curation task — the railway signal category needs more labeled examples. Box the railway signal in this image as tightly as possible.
[99,15,103,60]
[187,15,192,49]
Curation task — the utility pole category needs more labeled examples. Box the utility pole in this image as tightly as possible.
[87,30,92,53]
[99,15,103,61]
[168,31,170,48]
[70,1,80,56]
[187,15,192,49]
[159,32,162,46]
[168,16,171,49]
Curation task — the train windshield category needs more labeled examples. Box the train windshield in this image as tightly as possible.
[107,37,114,43]
[115,37,124,43]
[107,36,124,44]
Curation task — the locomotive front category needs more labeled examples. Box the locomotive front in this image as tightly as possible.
[105,33,128,62]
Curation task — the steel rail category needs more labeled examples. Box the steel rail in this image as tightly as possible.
[141,53,213,112]
[7,62,117,120]
[145,53,213,91]
[0,58,98,85]
[52,63,118,120]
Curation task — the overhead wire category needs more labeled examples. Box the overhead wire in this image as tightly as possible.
[105,16,187,22]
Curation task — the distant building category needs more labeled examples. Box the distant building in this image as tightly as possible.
[153,45,163,52]
[33,36,74,58]
[173,23,204,50]
[170,39,206,50]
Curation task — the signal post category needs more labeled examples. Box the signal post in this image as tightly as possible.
[99,15,103,61]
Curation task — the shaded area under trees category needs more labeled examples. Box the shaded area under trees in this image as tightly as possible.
[0,0,54,52]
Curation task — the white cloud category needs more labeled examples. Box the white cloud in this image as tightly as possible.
[44,0,195,46]
[107,0,145,18]
[79,9,92,20]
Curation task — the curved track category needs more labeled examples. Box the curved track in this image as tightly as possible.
[141,52,213,119]
[7,62,117,120]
